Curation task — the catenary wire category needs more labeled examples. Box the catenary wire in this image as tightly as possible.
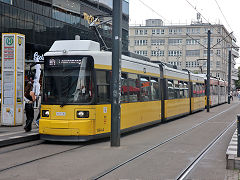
[184,0,239,49]
[213,0,233,32]
[137,0,170,24]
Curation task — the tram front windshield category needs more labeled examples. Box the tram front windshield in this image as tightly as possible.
[43,56,94,105]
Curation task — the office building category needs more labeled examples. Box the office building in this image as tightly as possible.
[0,0,129,60]
[129,19,239,84]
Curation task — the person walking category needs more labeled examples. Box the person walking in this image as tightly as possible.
[24,82,36,132]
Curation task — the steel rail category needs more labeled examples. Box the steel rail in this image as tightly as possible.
[176,118,236,180]
[0,145,85,173]
[90,103,239,180]
[0,140,44,155]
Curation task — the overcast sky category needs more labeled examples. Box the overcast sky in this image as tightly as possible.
[129,0,240,67]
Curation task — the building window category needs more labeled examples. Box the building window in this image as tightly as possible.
[0,0,12,4]
[187,28,200,34]
[216,61,221,68]
[151,39,165,45]
[203,50,213,56]
[144,29,148,35]
[203,38,213,45]
[168,39,182,45]
[160,29,165,34]
[152,29,156,35]
[151,50,165,57]
[134,40,148,46]
[134,50,148,56]
[135,29,144,35]
[186,39,200,45]
[152,29,164,35]
[169,61,182,66]
[185,61,198,67]
[204,28,213,33]
[186,50,200,56]
[217,38,221,44]
[168,50,182,57]
[217,49,221,56]
[169,28,182,35]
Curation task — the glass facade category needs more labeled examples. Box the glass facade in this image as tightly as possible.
[0,0,129,60]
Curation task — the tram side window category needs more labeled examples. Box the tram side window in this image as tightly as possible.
[167,80,174,99]
[193,83,197,97]
[179,81,184,98]
[121,73,128,103]
[202,84,205,96]
[195,83,199,97]
[183,82,189,98]
[96,70,110,103]
[150,77,160,100]
[210,85,213,95]
[214,85,218,95]
[128,73,140,102]
[200,84,205,96]
[197,84,201,97]
[140,76,151,101]
[221,86,225,95]
[174,80,180,99]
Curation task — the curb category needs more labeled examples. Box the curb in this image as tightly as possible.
[0,133,40,148]
[226,129,240,169]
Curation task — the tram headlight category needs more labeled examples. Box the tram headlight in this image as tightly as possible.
[42,110,50,117]
[77,111,89,118]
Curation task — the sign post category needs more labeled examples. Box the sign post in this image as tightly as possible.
[1,33,25,126]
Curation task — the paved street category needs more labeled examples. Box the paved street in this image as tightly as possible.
[0,101,239,180]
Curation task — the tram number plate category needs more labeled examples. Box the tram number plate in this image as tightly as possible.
[56,112,66,116]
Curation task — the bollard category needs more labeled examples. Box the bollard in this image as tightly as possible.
[238,115,240,157]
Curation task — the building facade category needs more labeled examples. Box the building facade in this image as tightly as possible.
[0,0,129,60]
[129,19,239,83]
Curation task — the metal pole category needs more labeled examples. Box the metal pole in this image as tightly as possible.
[111,0,122,147]
[228,50,232,104]
[237,115,240,157]
[206,30,211,112]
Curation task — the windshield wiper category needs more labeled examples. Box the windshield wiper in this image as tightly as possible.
[60,98,70,107]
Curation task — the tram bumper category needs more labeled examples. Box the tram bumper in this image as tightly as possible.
[39,119,95,137]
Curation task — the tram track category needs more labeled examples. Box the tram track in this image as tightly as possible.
[176,118,235,180]
[0,144,86,173]
[90,103,239,180]
[0,103,238,178]
[0,140,44,155]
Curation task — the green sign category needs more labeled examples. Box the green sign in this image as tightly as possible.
[5,36,14,46]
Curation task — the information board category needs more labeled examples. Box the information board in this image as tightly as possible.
[1,33,25,126]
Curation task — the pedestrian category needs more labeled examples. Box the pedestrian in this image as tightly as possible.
[24,82,36,132]
[230,91,233,101]
[238,92,240,101]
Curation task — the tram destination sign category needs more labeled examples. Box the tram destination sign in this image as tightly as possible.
[47,58,82,67]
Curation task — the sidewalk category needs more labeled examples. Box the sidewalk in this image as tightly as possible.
[0,109,40,147]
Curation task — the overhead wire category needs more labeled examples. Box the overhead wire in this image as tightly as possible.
[137,0,170,24]
[135,0,237,69]
[184,0,239,49]
[213,0,233,32]
[137,0,184,64]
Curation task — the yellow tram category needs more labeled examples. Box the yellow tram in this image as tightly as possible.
[39,40,226,141]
